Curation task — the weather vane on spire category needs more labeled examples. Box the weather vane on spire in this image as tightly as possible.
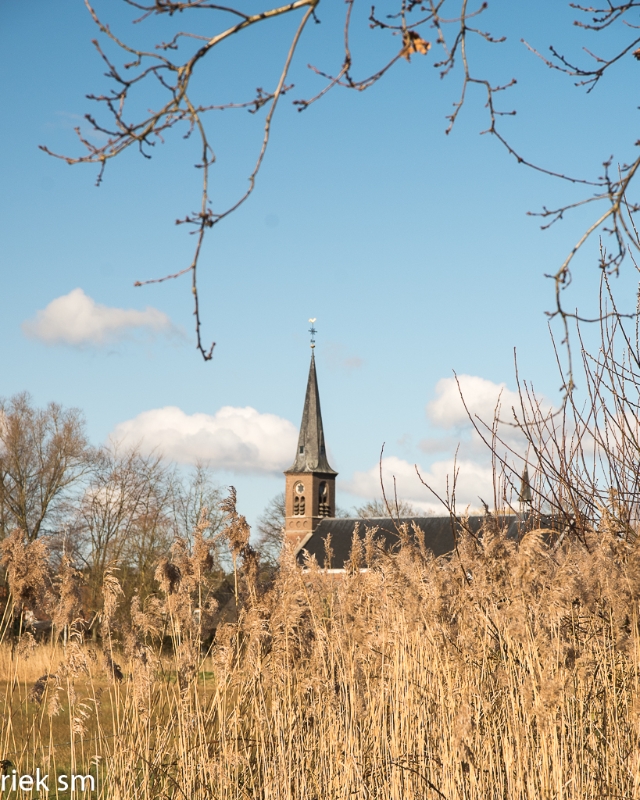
[308,318,317,349]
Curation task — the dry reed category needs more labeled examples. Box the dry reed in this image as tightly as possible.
[0,507,638,799]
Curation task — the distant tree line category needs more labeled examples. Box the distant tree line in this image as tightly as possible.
[0,393,230,630]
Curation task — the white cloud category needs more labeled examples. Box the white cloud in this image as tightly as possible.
[347,456,425,504]
[22,288,177,346]
[422,373,549,456]
[111,406,298,474]
[346,455,494,514]
[418,435,461,455]
[345,373,547,514]
[415,457,496,510]
[427,374,523,430]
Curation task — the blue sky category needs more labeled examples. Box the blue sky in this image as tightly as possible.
[1,1,638,527]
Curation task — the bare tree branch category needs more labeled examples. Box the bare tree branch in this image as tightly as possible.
[42,0,640,378]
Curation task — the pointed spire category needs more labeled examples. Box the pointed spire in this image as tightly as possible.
[519,465,532,504]
[286,351,337,475]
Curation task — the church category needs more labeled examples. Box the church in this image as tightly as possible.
[283,338,510,571]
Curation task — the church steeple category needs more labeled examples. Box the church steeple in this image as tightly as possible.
[286,352,337,476]
[283,333,338,551]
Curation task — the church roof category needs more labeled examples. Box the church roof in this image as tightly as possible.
[286,351,337,475]
[297,515,519,569]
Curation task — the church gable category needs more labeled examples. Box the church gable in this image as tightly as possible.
[296,516,520,570]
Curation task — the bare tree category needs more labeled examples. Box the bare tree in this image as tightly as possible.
[71,450,232,619]
[0,393,91,542]
[71,445,173,610]
[169,463,225,542]
[255,492,286,568]
[107,453,175,605]
[355,498,422,518]
[169,463,231,572]
[42,2,640,372]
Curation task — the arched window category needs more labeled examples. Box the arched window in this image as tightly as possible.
[318,481,330,517]
[294,481,305,516]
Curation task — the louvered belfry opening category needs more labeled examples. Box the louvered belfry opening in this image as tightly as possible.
[318,481,330,517]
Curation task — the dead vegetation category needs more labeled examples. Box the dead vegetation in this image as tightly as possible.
[1,490,640,797]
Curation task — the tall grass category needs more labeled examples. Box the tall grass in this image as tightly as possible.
[1,510,639,799]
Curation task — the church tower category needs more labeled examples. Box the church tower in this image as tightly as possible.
[284,335,337,551]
